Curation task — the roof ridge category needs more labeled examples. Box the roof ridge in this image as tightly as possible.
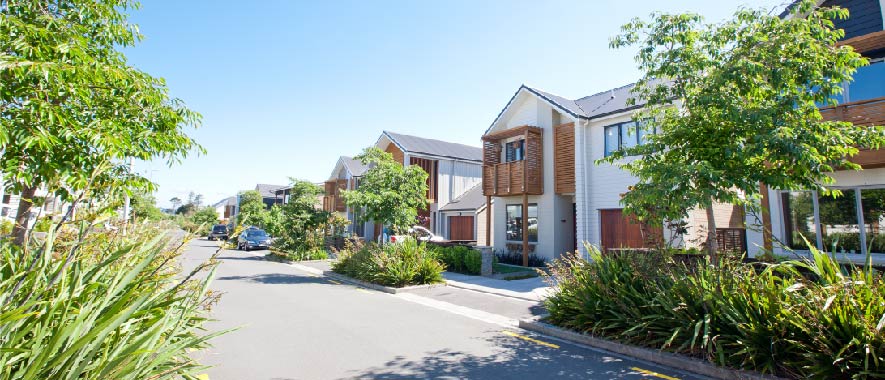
[385,130,482,149]
[575,82,636,101]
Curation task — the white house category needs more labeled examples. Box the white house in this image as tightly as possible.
[481,84,747,262]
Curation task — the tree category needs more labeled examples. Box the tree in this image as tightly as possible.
[236,190,266,229]
[170,197,183,211]
[342,147,428,234]
[601,0,885,262]
[191,207,219,228]
[0,1,203,245]
[130,190,165,221]
[273,179,331,253]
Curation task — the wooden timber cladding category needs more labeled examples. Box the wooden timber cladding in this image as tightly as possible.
[481,125,543,196]
[409,157,439,202]
[385,143,404,165]
[838,30,885,54]
[820,96,885,168]
[323,180,348,212]
[553,122,575,194]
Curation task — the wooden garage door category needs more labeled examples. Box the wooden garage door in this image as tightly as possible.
[600,209,661,251]
[448,216,475,241]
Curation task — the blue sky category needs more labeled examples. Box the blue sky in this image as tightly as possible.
[126,0,786,208]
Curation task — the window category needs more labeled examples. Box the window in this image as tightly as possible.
[819,59,884,106]
[505,204,538,242]
[846,60,884,103]
[505,139,525,162]
[781,187,885,255]
[604,120,653,156]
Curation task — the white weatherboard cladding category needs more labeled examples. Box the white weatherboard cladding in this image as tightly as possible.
[436,160,482,208]
[581,112,640,248]
[505,96,538,129]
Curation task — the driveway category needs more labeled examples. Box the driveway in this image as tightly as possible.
[184,239,708,380]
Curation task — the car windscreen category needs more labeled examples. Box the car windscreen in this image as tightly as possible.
[212,226,227,232]
[245,231,267,238]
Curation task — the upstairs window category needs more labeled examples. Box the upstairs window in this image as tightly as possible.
[604,120,653,156]
[846,59,884,103]
[504,139,525,162]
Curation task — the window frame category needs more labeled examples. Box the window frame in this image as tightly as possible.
[505,203,538,243]
[604,120,653,157]
[504,139,525,163]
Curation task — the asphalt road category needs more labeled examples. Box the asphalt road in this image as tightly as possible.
[184,239,709,380]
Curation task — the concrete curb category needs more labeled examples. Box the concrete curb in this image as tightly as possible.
[518,319,786,380]
[320,271,445,294]
[444,279,544,302]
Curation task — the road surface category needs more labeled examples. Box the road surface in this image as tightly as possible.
[184,239,708,380]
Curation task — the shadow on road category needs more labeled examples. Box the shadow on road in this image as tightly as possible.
[215,254,267,262]
[216,273,328,285]
[339,333,684,380]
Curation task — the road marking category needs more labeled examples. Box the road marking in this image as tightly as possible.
[328,280,342,285]
[502,330,560,349]
[196,374,210,380]
[630,367,680,380]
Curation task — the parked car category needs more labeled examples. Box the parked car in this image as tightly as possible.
[390,226,446,243]
[208,224,230,241]
[237,228,272,251]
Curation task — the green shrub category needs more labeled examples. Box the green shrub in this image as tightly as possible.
[544,246,885,379]
[32,217,53,233]
[274,247,328,261]
[432,245,482,275]
[0,219,13,236]
[333,238,444,287]
[0,222,226,379]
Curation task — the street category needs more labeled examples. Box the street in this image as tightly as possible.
[184,240,708,380]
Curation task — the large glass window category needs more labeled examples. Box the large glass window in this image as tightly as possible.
[819,190,860,254]
[782,191,816,250]
[604,120,652,156]
[506,204,538,242]
[781,187,885,255]
[862,188,885,254]
[847,60,884,103]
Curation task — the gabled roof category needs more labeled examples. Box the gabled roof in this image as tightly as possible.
[487,83,647,134]
[341,156,369,176]
[439,183,485,212]
[381,131,482,162]
[255,184,286,198]
[212,196,237,208]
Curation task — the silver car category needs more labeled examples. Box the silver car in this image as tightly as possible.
[237,229,272,251]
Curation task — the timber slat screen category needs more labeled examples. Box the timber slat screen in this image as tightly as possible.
[409,157,439,202]
[553,122,575,194]
[481,125,544,196]
[820,96,885,168]
[335,179,347,212]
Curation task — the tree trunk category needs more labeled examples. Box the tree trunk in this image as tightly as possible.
[12,185,38,246]
[705,199,719,267]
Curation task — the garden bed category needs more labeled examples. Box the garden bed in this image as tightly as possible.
[543,249,885,379]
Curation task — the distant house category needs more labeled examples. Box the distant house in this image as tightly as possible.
[255,184,286,209]
[438,183,490,244]
[327,131,485,241]
[212,196,237,222]
[1,182,71,226]
[322,156,370,238]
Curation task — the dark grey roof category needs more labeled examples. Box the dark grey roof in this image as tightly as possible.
[255,184,286,198]
[439,184,485,212]
[213,196,236,208]
[341,156,369,176]
[487,83,647,134]
[383,131,482,162]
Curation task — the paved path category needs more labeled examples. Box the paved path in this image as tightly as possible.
[185,239,709,380]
